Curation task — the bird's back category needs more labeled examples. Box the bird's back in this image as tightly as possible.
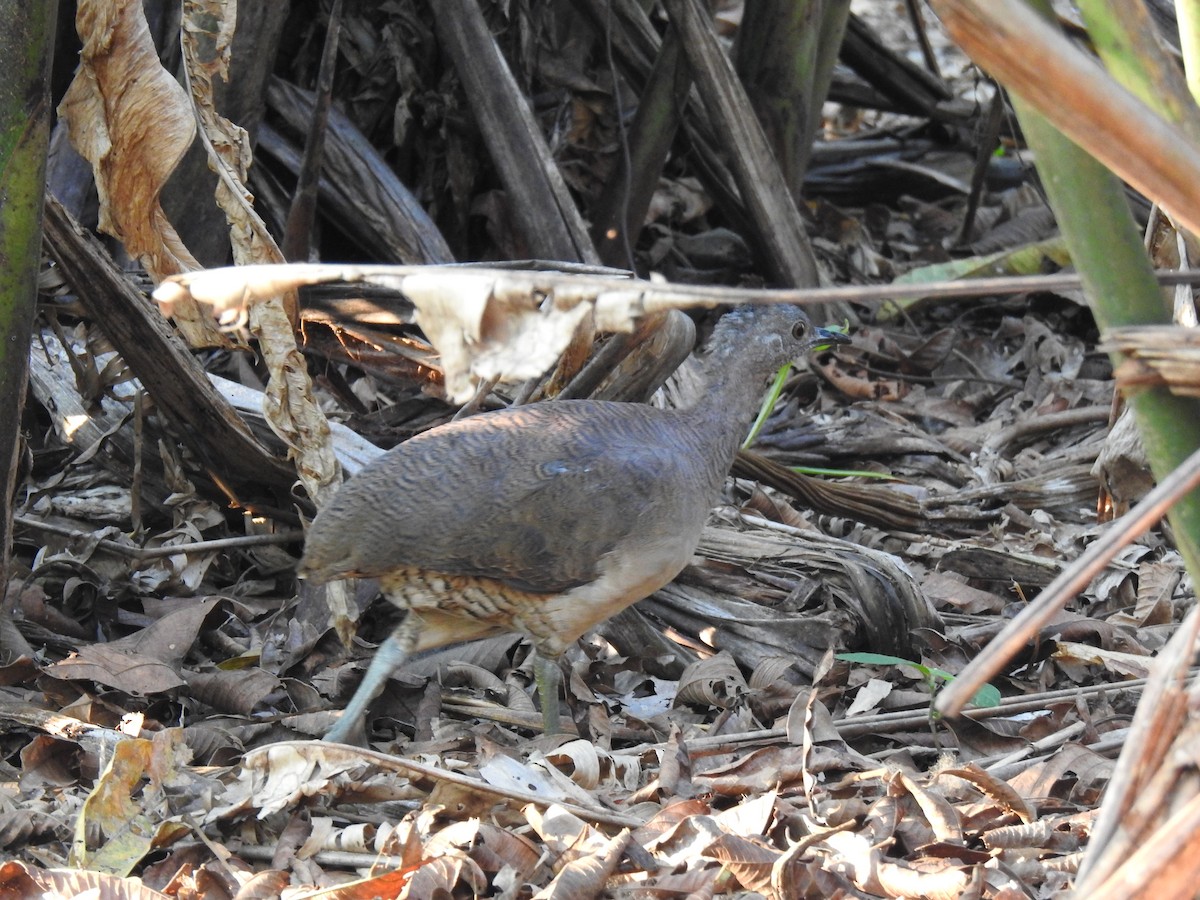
[299,399,723,594]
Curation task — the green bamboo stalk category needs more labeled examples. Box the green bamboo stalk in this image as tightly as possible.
[1076,0,1200,140]
[0,2,58,591]
[1176,0,1200,101]
[1014,0,1200,579]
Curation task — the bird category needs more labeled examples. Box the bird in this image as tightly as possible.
[299,304,848,743]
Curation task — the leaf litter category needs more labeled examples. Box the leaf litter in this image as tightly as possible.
[4,0,1197,897]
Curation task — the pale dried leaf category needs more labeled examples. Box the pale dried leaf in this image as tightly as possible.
[405,272,593,402]
[713,790,777,838]
[844,677,895,717]
[426,820,543,885]
[151,263,805,402]
[71,732,192,875]
[1052,641,1152,679]
[524,803,595,852]
[481,754,598,808]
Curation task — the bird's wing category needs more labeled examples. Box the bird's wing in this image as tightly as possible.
[308,402,711,593]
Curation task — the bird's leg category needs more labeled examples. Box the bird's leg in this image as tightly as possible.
[535,652,563,735]
[324,613,422,744]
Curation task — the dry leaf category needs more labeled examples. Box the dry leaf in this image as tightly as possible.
[60,0,226,347]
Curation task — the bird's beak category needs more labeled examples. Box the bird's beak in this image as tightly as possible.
[810,326,852,353]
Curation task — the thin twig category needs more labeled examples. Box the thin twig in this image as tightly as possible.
[13,515,302,561]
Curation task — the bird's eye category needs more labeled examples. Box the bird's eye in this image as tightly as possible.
[790,320,808,340]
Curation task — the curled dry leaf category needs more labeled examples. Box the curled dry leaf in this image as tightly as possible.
[892,770,965,844]
[538,828,631,899]
[60,0,226,348]
[480,753,600,810]
[702,830,778,894]
[0,862,171,900]
[403,271,593,402]
[939,761,1037,824]
[982,816,1083,853]
[180,2,337,506]
[714,790,778,838]
[155,264,621,403]
[1052,641,1153,679]
[552,740,642,792]
[425,820,543,885]
[403,854,488,899]
[675,651,749,710]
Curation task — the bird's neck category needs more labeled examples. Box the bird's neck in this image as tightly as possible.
[681,346,784,478]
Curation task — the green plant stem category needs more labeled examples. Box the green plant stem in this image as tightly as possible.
[1178,0,1200,102]
[1014,0,1200,579]
[743,363,791,448]
[0,1,57,592]
[1076,0,1200,138]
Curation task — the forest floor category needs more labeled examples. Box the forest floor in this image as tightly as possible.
[1,2,1191,898]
